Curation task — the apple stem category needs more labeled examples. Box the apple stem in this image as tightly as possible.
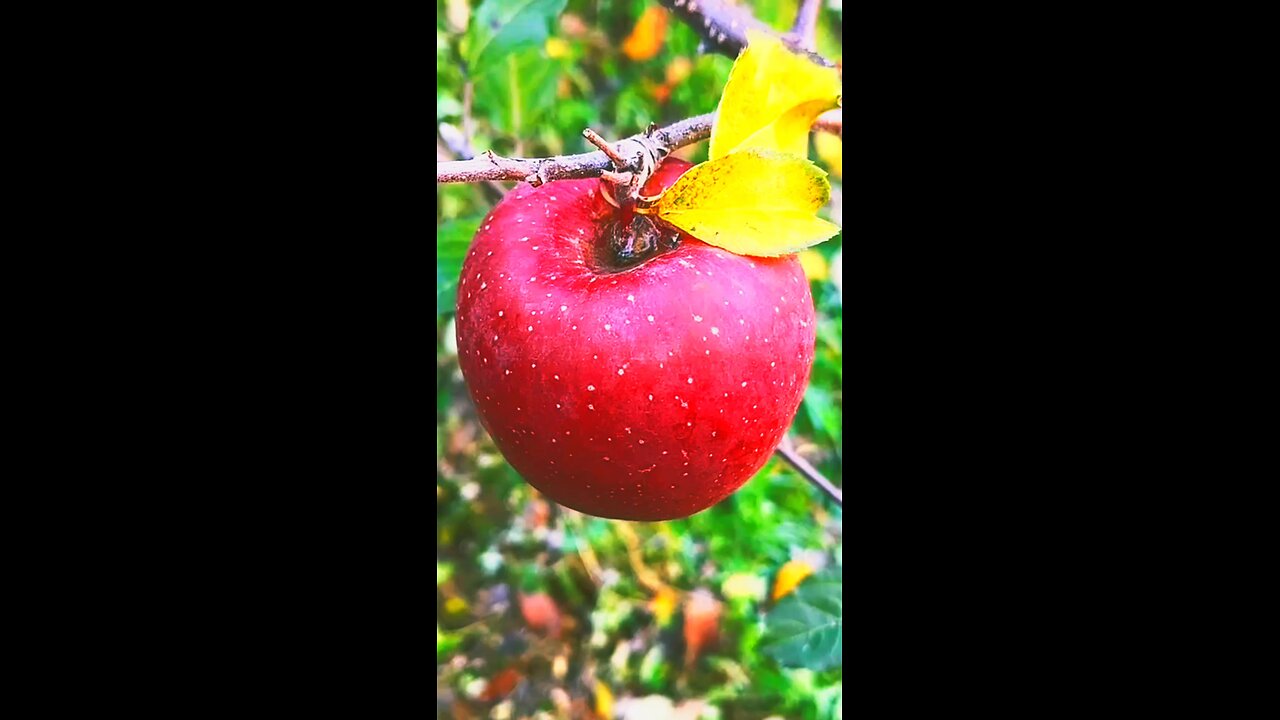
[775,438,842,507]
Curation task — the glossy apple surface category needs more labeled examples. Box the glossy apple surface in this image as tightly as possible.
[455,159,816,520]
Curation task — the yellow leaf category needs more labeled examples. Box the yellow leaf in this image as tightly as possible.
[545,37,570,59]
[709,29,841,160]
[798,249,828,281]
[814,131,842,179]
[595,681,614,719]
[622,7,668,61]
[656,149,840,257]
[772,560,814,601]
[650,586,679,625]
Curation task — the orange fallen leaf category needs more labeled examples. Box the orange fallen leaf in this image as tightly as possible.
[519,592,562,637]
[622,7,668,61]
[480,667,522,702]
[773,559,814,601]
[682,590,722,669]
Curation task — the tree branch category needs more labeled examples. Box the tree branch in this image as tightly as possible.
[657,0,771,57]
[813,109,841,137]
[656,0,835,66]
[436,113,714,187]
[775,437,842,506]
[790,0,822,51]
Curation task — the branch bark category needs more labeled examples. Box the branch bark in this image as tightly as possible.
[775,437,842,507]
[790,0,822,51]
[657,0,772,57]
[813,109,841,137]
[656,0,835,66]
[436,113,714,187]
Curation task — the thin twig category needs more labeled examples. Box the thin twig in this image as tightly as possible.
[813,109,841,137]
[436,113,713,186]
[791,0,822,51]
[437,129,507,201]
[582,128,628,167]
[775,437,842,506]
[462,80,476,157]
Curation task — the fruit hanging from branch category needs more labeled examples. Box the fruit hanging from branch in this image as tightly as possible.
[452,32,841,520]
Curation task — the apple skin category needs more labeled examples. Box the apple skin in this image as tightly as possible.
[455,159,816,521]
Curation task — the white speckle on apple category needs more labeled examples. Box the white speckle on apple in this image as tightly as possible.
[648,394,653,401]
[627,295,635,302]
[647,315,654,322]
[739,319,745,325]
[578,228,584,234]
[505,370,511,375]
[556,403,561,408]
[532,245,539,250]
[617,368,625,376]
[587,385,595,391]
[742,381,748,387]
[528,326,533,331]
[589,405,595,411]
[517,218,523,223]
[498,310,503,317]
[494,335,498,341]
[771,361,776,367]
[774,307,780,313]
[480,282,486,289]
[572,325,577,330]
[638,439,645,444]
[687,377,693,384]
[485,225,490,230]
[487,251,492,256]
[693,315,702,322]
[550,196,556,200]
[532,363,537,368]
[604,324,611,330]
[711,327,719,335]
[560,305,567,311]
[519,236,528,241]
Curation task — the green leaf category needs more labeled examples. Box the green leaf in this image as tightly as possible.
[802,384,842,445]
[466,0,567,72]
[475,46,561,134]
[761,573,842,670]
[437,216,483,315]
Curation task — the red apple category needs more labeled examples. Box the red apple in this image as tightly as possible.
[454,159,816,521]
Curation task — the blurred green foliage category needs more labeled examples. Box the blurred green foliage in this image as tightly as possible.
[438,0,842,717]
